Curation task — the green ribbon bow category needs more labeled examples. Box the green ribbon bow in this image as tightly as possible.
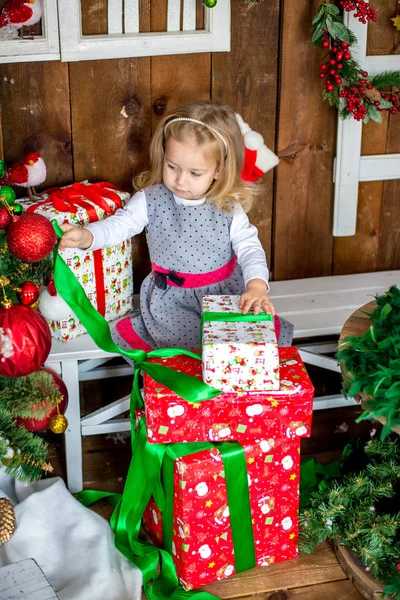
[52,221,257,599]
[78,418,256,600]
[51,221,222,409]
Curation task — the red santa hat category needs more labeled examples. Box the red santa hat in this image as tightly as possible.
[235,114,280,182]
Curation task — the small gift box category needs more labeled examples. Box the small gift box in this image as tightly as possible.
[202,295,279,393]
[143,346,314,444]
[143,435,300,590]
[19,181,134,342]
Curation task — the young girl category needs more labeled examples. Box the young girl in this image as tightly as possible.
[60,101,292,351]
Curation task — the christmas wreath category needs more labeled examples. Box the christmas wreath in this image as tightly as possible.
[300,438,400,599]
[313,1,400,123]
[337,285,400,436]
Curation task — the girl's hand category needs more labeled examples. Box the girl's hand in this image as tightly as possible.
[59,224,94,250]
[239,279,275,316]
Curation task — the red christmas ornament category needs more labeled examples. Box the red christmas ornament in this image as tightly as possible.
[6,212,56,263]
[0,206,12,230]
[17,281,41,306]
[17,367,68,433]
[0,304,51,377]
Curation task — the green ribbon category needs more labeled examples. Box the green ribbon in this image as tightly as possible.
[202,312,273,324]
[78,418,255,600]
[51,220,222,409]
[201,311,273,347]
[161,440,255,574]
[53,221,256,599]
[299,456,344,509]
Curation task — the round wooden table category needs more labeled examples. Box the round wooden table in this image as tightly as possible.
[339,300,400,435]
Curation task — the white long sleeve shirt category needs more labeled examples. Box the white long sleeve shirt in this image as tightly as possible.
[86,190,269,287]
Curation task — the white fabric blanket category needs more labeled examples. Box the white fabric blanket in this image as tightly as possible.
[0,472,142,599]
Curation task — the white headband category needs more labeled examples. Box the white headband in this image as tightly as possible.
[164,117,228,154]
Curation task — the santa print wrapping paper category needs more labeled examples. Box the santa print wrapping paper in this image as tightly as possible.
[18,182,134,342]
[143,346,314,444]
[202,295,279,393]
[143,437,300,590]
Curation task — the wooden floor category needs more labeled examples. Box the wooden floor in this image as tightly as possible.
[46,365,378,600]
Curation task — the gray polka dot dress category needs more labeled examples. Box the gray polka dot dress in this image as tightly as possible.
[113,184,293,351]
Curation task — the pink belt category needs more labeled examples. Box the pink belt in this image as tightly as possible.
[152,255,237,289]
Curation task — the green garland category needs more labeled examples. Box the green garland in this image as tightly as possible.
[312,1,400,123]
[0,371,63,420]
[0,408,51,482]
[337,285,400,436]
[0,230,52,304]
[0,218,53,481]
[300,439,400,599]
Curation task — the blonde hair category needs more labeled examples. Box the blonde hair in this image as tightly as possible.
[134,100,258,213]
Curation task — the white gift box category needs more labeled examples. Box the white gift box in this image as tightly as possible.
[202,295,279,392]
[19,181,134,342]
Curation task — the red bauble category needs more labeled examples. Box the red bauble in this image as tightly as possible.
[17,281,41,306]
[17,367,68,432]
[0,206,12,230]
[6,213,56,263]
[0,304,51,377]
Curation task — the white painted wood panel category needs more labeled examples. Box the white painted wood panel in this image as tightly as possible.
[366,55,400,75]
[108,0,123,34]
[271,288,386,315]
[333,1,400,236]
[359,154,400,182]
[0,559,59,599]
[124,0,139,33]
[58,0,230,61]
[269,271,400,296]
[0,0,60,64]
[167,0,181,32]
[183,0,196,31]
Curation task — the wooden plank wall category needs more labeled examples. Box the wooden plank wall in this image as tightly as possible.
[0,0,399,284]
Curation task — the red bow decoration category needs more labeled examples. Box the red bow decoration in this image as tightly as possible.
[27,181,124,221]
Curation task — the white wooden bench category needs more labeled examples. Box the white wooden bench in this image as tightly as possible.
[45,270,400,492]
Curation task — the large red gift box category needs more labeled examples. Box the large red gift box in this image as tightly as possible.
[143,437,300,590]
[143,346,314,444]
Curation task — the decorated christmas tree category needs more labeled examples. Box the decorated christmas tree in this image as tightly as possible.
[0,159,68,482]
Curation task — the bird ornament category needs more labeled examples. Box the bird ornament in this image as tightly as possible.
[0,152,46,200]
[0,0,42,39]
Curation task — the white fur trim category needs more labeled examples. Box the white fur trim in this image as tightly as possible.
[255,145,280,173]
[235,113,251,136]
[244,130,264,151]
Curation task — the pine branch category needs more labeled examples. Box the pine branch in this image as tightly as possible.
[0,408,51,482]
[337,285,400,432]
[0,371,62,420]
[300,438,400,591]
[370,71,400,90]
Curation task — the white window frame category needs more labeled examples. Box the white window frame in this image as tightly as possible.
[57,0,230,62]
[0,0,60,64]
[333,6,400,237]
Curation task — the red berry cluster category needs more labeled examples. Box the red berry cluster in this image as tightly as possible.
[339,85,368,120]
[319,39,351,91]
[380,92,400,116]
[339,0,377,23]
